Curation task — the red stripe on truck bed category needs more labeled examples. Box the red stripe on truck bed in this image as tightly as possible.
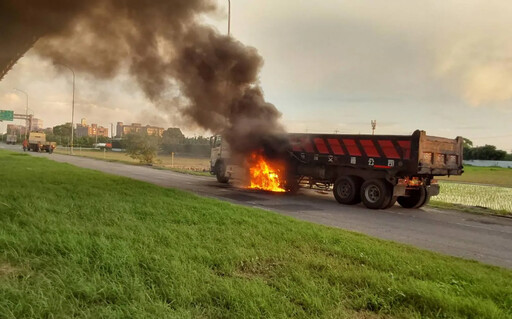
[360,140,380,157]
[398,140,411,159]
[301,138,315,153]
[378,140,400,159]
[342,139,362,156]
[290,138,302,152]
[327,138,344,155]
[313,138,330,154]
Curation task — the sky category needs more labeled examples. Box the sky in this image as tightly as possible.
[1,0,511,150]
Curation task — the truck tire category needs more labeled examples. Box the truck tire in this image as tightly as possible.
[384,196,398,209]
[397,187,427,209]
[417,186,431,208]
[285,179,300,194]
[360,179,392,209]
[215,161,230,183]
[333,176,361,205]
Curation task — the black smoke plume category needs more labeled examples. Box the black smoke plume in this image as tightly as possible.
[0,0,286,156]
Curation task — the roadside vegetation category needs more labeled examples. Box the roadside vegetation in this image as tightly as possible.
[53,148,210,174]
[438,165,512,188]
[1,150,511,318]
[434,166,512,216]
[431,181,512,215]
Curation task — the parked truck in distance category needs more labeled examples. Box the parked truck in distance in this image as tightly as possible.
[27,132,56,153]
[211,130,464,210]
[6,134,17,145]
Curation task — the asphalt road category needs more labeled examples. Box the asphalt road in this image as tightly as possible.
[3,143,512,269]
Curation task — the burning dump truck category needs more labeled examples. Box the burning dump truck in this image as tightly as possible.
[211,130,463,210]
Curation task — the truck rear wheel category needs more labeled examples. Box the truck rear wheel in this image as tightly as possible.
[360,179,392,209]
[215,161,230,183]
[333,176,361,205]
[384,196,398,209]
[397,187,427,209]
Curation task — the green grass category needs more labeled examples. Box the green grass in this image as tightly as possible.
[438,165,512,188]
[429,200,511,216]
[1,150,511,318]
[432,181,512,215]
[54,148,211,173]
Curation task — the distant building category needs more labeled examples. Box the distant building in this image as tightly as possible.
[75,119,109,138]
[31,118,43,130]
[7,124,25,135]
[115,122,164,137]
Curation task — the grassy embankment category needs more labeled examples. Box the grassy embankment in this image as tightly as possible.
[54,148,211,176]
[1,150,511,318]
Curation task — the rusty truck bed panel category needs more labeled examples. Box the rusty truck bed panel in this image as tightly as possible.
[287,130,463,176]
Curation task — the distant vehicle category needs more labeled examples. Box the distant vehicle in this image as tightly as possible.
[93,143,112,150]
[211,130,464,210]
[6,134,17,145]
[27,132,56,153]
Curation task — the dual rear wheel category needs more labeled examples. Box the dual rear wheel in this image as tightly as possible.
[334,176,427,210]
[333,177,393,209]
[397,187,430,209]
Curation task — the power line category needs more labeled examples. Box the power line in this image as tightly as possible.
[468,134,512,139]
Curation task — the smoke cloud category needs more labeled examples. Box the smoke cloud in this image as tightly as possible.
[0,0,286,156]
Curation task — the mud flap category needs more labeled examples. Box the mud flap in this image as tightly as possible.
[427,184,440,196]
[392,184,407,197]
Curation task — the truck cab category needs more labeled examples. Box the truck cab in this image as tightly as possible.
[210,135,232,183]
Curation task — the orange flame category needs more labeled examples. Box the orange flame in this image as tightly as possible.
[248,152,286,192]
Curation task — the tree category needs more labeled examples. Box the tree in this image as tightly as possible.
[466,144,507,160]
[462,138,473,148]
[124,132,159,164]
[462,137,473,160]
[53,123,72,137]
[184,136,210,145]
[162,127,185,144]
[161,127,185,153]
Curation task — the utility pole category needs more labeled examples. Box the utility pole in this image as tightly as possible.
[55,63,75,155]
[371,120,377,135]
[14,88,28,140]
[227,0,231,36]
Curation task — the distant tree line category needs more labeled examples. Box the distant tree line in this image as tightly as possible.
[47,123,110,147]
[122,127,211,164]
[463,138,512,161]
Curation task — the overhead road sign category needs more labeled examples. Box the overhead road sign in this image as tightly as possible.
[0,110,14,121]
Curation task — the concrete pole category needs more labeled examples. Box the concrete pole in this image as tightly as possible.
[228,0,231,36]
[14,88,28,140]
[55,63,75,155]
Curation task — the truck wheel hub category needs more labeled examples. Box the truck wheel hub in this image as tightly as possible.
[365,185,381,203]
[337,183,351,198]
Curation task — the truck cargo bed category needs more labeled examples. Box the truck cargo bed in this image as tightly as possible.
[288,130,463,177]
